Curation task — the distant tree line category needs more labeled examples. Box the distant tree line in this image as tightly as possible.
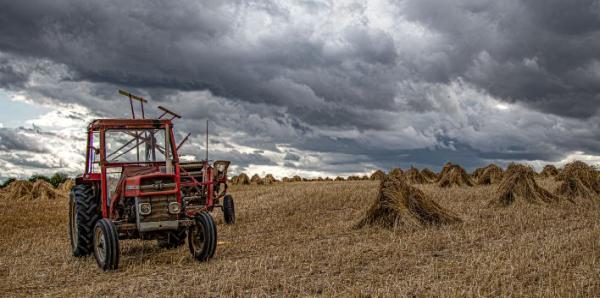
[0,173,69,189]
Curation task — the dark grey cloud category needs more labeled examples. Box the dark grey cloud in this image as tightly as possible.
[401,0,600,118]
[0,128,48,153]
[0,0,599,177]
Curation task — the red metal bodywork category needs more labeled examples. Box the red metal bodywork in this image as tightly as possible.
[78,118,224,221]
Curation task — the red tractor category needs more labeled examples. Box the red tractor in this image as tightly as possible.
[68,90,235,271]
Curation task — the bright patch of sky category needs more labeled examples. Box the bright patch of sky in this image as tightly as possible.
[0,89,51,128]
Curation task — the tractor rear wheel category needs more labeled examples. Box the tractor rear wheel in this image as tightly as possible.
[69,184,100,257]
[157,229,187,249]
[188,212,217,261]
[223,195,235,224]
[93,218,120,271]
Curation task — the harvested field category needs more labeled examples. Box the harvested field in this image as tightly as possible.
[0,175,599,296]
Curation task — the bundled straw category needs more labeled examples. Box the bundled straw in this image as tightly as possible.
[436,163,474,187]
[370,170,386,181]
[264,174,278,184]
[554,161,600,200]
[356,175,462,229]
[388,168,404,178]
[477,164,504,185]
[540,165,559,178]
[492,164,561,206]
[233,173,250,185]
[420,168,437,181]
[406,167,428,184]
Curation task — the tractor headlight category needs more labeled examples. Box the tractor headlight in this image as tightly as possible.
[168,202,181,214]
[138,203,152,215]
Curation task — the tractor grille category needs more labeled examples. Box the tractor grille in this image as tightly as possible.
[137,195,177,222]
[139,177,176,193]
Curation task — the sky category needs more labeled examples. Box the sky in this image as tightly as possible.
[1,0,600,180]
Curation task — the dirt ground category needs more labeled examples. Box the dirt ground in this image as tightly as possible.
[0,179,599,297]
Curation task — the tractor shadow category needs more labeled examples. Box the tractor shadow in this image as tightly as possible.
[118,240,191,266]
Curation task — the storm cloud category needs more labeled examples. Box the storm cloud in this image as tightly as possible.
[0,0,599,178]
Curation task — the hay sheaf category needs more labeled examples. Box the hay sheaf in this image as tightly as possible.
[370,170,386,180]
[264,174,278,184]
[554,161,600,200]
[233,173,250,185]
[477,164,504,185]
[58,179,75,193]
[30,180,63,200]
[0,180,33,200]
[356,176,462,229]
[388,168,404,178]
[492,164,562,206]
[471,167,486,180]
[436,163,474,187]
[420,168,437,181]
[406,167,428,184]
[250,174,264,185]
[540,165,559,177]
[1,180,63,200]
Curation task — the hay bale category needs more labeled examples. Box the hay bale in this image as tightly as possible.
[263,174,278,184]
[356,175,462,229]
[492,164,561,206]
[436,163,473,187]
[234,173,250,185]
[370,170,386,180]
[1,180,33,200]
[420,168,437,181]
[388,168,404,178]
[540,165,559,177]
[477,164,504,185]
[554,161,600,200]
[30,180,62,200]
[406,167,427,184]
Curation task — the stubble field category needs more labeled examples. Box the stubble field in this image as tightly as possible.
[0,178,599,297]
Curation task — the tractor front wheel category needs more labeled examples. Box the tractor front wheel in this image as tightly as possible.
[223,195,235,224]
[188,212,217,262]
[69,185,100,257]
[93,219,120,271]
